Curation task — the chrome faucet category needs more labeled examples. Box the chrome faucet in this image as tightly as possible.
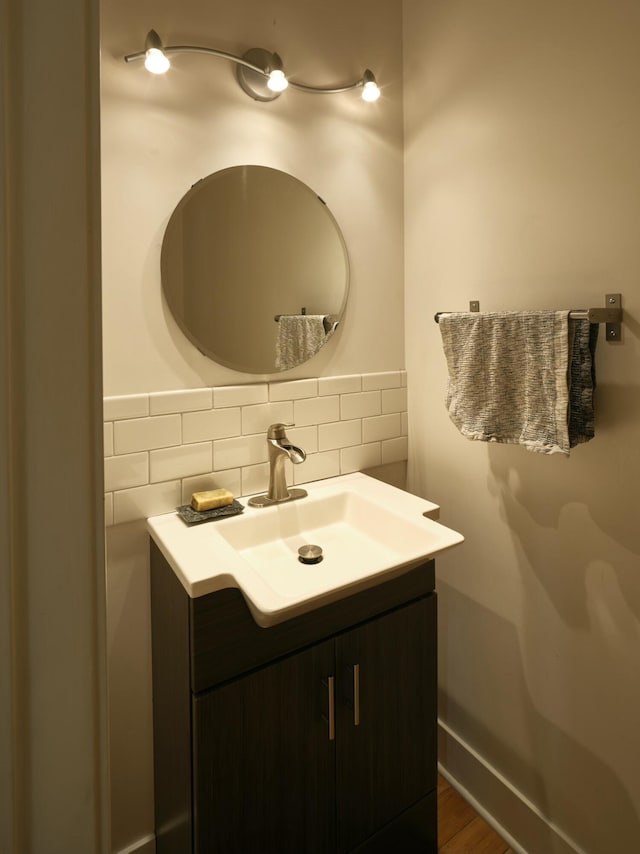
[247,423,308,507]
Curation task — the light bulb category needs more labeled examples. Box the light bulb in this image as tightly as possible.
[362,81,380,102]
[144,47,170,74]
[361,69,380,102]
[267,68,288,92]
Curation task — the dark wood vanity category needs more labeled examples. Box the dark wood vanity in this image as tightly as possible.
[150,539,438,853]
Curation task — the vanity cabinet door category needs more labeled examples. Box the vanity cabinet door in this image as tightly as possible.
[192,639,335,854]
[335,595,437,853]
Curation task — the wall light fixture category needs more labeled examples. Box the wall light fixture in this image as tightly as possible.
[124,30,381,103]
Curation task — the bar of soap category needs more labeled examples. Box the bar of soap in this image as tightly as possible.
[190,488,234,512]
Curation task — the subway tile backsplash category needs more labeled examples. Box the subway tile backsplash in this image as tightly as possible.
[113,414,181,455]
[104,451,149,492]
[318,419,362,451]
[361,370,403,391]
[241,401,294,435]
[362,413,402,444]
[340,390,382,421]
[382,386,408,414]
[149,387,213,416]
[182,407,241,444]
[104,371,407,526]
[212,383,268,408]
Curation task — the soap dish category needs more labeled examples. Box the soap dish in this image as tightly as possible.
[176,499,244,526]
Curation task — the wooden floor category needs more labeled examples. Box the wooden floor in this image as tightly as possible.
[438,774,513,854]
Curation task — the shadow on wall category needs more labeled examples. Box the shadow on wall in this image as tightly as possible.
[438,582,640,854]
[485,381,640,632]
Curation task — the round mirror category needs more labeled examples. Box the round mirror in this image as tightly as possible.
[161,165,349,373]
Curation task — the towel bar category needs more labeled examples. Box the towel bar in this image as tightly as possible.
[274,313,339,334]
[275,307,306,321]
[434,293,623,342]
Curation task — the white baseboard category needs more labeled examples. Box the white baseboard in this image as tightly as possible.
[438,719,586,854]
[114,833,155,854]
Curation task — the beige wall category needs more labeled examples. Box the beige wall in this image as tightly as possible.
[101,0,405,396]
[404,2,640,853]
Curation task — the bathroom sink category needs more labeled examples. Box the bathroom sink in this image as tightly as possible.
[147,472,464,626]
[218,488,456,597]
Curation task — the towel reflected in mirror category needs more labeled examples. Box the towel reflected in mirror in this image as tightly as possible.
[275,314,338,371]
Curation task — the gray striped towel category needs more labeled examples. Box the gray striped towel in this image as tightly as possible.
[439,311,597,456]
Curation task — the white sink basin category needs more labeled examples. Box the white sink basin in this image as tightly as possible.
[218,489,454,599]
[147,472,464,627]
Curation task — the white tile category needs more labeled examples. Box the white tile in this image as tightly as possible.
[382,387,408,414]
[382,436,409,465]
[149,443,212,483]
[113,481,181,525]
[103,422,114,457]
[103,394,149,421]
[401,412,409,436]
[182,408,241,443]
[149,388,212,415]
[362,414,401,444]
[318,420,362,451]
[181,470,242,505]
[340,443,382,474]
[361,371,402,391]
[269,378,318,401]
[213,384,268,408]
[104,493,114,527]
[401,370,407,388]
[104,452,149,492]
[114,415,181,455]
[214,434,268,470]
[287,425,319,454]
[318,374,361,396]
[241,401,294,435]
[241,463,270,497]
[340,391,381,421]
[293,396,340,427]
[293,451,340,485]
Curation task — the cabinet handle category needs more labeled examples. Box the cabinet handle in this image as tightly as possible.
[327,676,335,741]
[353,664,360,726]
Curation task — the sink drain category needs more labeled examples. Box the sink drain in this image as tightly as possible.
[298,544,323,564]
